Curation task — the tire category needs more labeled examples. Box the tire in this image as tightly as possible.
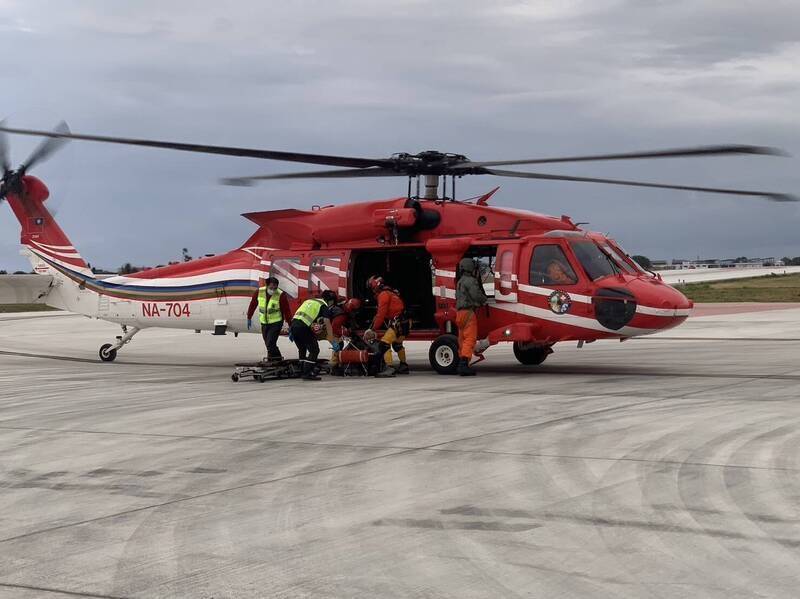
[513,342,551,366]
[99,343,117,362]
[429,334,460,375]
[231,373,239,382]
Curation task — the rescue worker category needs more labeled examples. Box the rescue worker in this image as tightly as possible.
[364,275,410,376]
[290,289,339,381]
[246,276,291,361]
[329,298,362,374]
[455,257,488,376]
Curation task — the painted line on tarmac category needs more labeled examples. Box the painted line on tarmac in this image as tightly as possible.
[0,349,229,368]
[0,312,80,322]
[0,350,99,364]
[0,581,130,599]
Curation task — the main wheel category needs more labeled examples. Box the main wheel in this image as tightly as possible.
[513,342,551,366]
[99,343,117,362]
[429,334,460,375]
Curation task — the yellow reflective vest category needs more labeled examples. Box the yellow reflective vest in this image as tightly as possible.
[293,298,326,326]
[258,287,283,325]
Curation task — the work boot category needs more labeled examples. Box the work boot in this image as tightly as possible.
[395,362,410,375]
[457,358,477,376]
[301,362,321,381]
[375,365,396,378]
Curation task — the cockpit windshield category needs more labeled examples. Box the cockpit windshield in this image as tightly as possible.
[600,244,638,274]
[569,240,619,280]
[609,241,648,274]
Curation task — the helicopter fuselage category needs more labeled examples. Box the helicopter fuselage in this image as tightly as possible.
[8,176,691,365]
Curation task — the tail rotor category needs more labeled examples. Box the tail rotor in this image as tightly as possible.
[0,120,71,204]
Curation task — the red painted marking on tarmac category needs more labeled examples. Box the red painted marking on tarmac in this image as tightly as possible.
[691,303,800,317]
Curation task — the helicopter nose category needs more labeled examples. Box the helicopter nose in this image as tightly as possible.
[593,278,692,332]
[627,277,693,328]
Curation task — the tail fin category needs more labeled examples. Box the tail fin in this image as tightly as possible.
[5,175,92,276]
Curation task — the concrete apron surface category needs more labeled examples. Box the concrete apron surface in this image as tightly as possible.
[1,306,799,598]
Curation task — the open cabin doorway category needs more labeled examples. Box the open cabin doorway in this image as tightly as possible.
[351,248,437,331]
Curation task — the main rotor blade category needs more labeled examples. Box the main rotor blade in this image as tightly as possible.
[0,119,10,173]
[22,121,71,172]
[0,124,392,169]
[483,168,798,202]
[221,167,402,186]
[465,145,789,168]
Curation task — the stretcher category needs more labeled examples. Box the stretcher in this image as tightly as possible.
[330,336,385,377]
[231,359,329,382]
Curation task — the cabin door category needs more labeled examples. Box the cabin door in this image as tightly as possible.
[495,243,519,303]
[308,251,350,298]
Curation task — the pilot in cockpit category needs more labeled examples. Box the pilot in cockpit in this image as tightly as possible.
[546,259,577,285]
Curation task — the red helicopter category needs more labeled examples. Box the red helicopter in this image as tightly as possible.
[0,122,794,372]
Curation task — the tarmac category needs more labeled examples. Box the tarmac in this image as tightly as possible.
[1,306,800,598]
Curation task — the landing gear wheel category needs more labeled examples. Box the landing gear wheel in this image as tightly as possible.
[513,342,551,366]
[429,334,460,375]
[99,343,117,362]
[231,373,240,382]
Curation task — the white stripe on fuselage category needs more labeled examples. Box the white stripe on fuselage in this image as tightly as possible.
[107,268,256,287]
[434,285,657,336]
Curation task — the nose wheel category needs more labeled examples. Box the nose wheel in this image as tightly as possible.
[98,325,140,362]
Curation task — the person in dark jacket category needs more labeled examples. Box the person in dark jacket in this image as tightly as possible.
[290,289,338,381]
[455,257,488,376]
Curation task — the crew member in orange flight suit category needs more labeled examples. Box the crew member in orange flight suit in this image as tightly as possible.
[364,276,409,376]
[455,257,488,376]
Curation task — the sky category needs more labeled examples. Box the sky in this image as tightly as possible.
[1,0,798,271]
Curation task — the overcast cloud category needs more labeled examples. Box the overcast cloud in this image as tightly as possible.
[1,0,798,271]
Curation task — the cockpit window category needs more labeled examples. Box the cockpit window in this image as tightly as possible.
[601,244,637,274]
[569,240,618,280]
[530,245,578,286]
[610,241,647,273]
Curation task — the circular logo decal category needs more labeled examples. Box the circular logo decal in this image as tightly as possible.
[548,290,572,314]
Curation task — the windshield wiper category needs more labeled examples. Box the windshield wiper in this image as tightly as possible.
[597,246,622,276]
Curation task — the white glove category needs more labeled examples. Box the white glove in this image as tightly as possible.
[363,328,376,341]
[280,322,289,334]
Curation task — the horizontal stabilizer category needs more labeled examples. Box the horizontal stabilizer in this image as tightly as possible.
[242,209,310,226]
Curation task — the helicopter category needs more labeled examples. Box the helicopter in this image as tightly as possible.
[0,122,795,373]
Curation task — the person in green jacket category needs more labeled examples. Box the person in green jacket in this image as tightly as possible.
[455,257,488,376]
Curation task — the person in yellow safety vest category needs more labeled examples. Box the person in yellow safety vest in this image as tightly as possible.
[246,276,291,361]
[290,289,338,381]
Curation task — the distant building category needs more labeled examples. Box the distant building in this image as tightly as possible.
[652,257,782,270]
